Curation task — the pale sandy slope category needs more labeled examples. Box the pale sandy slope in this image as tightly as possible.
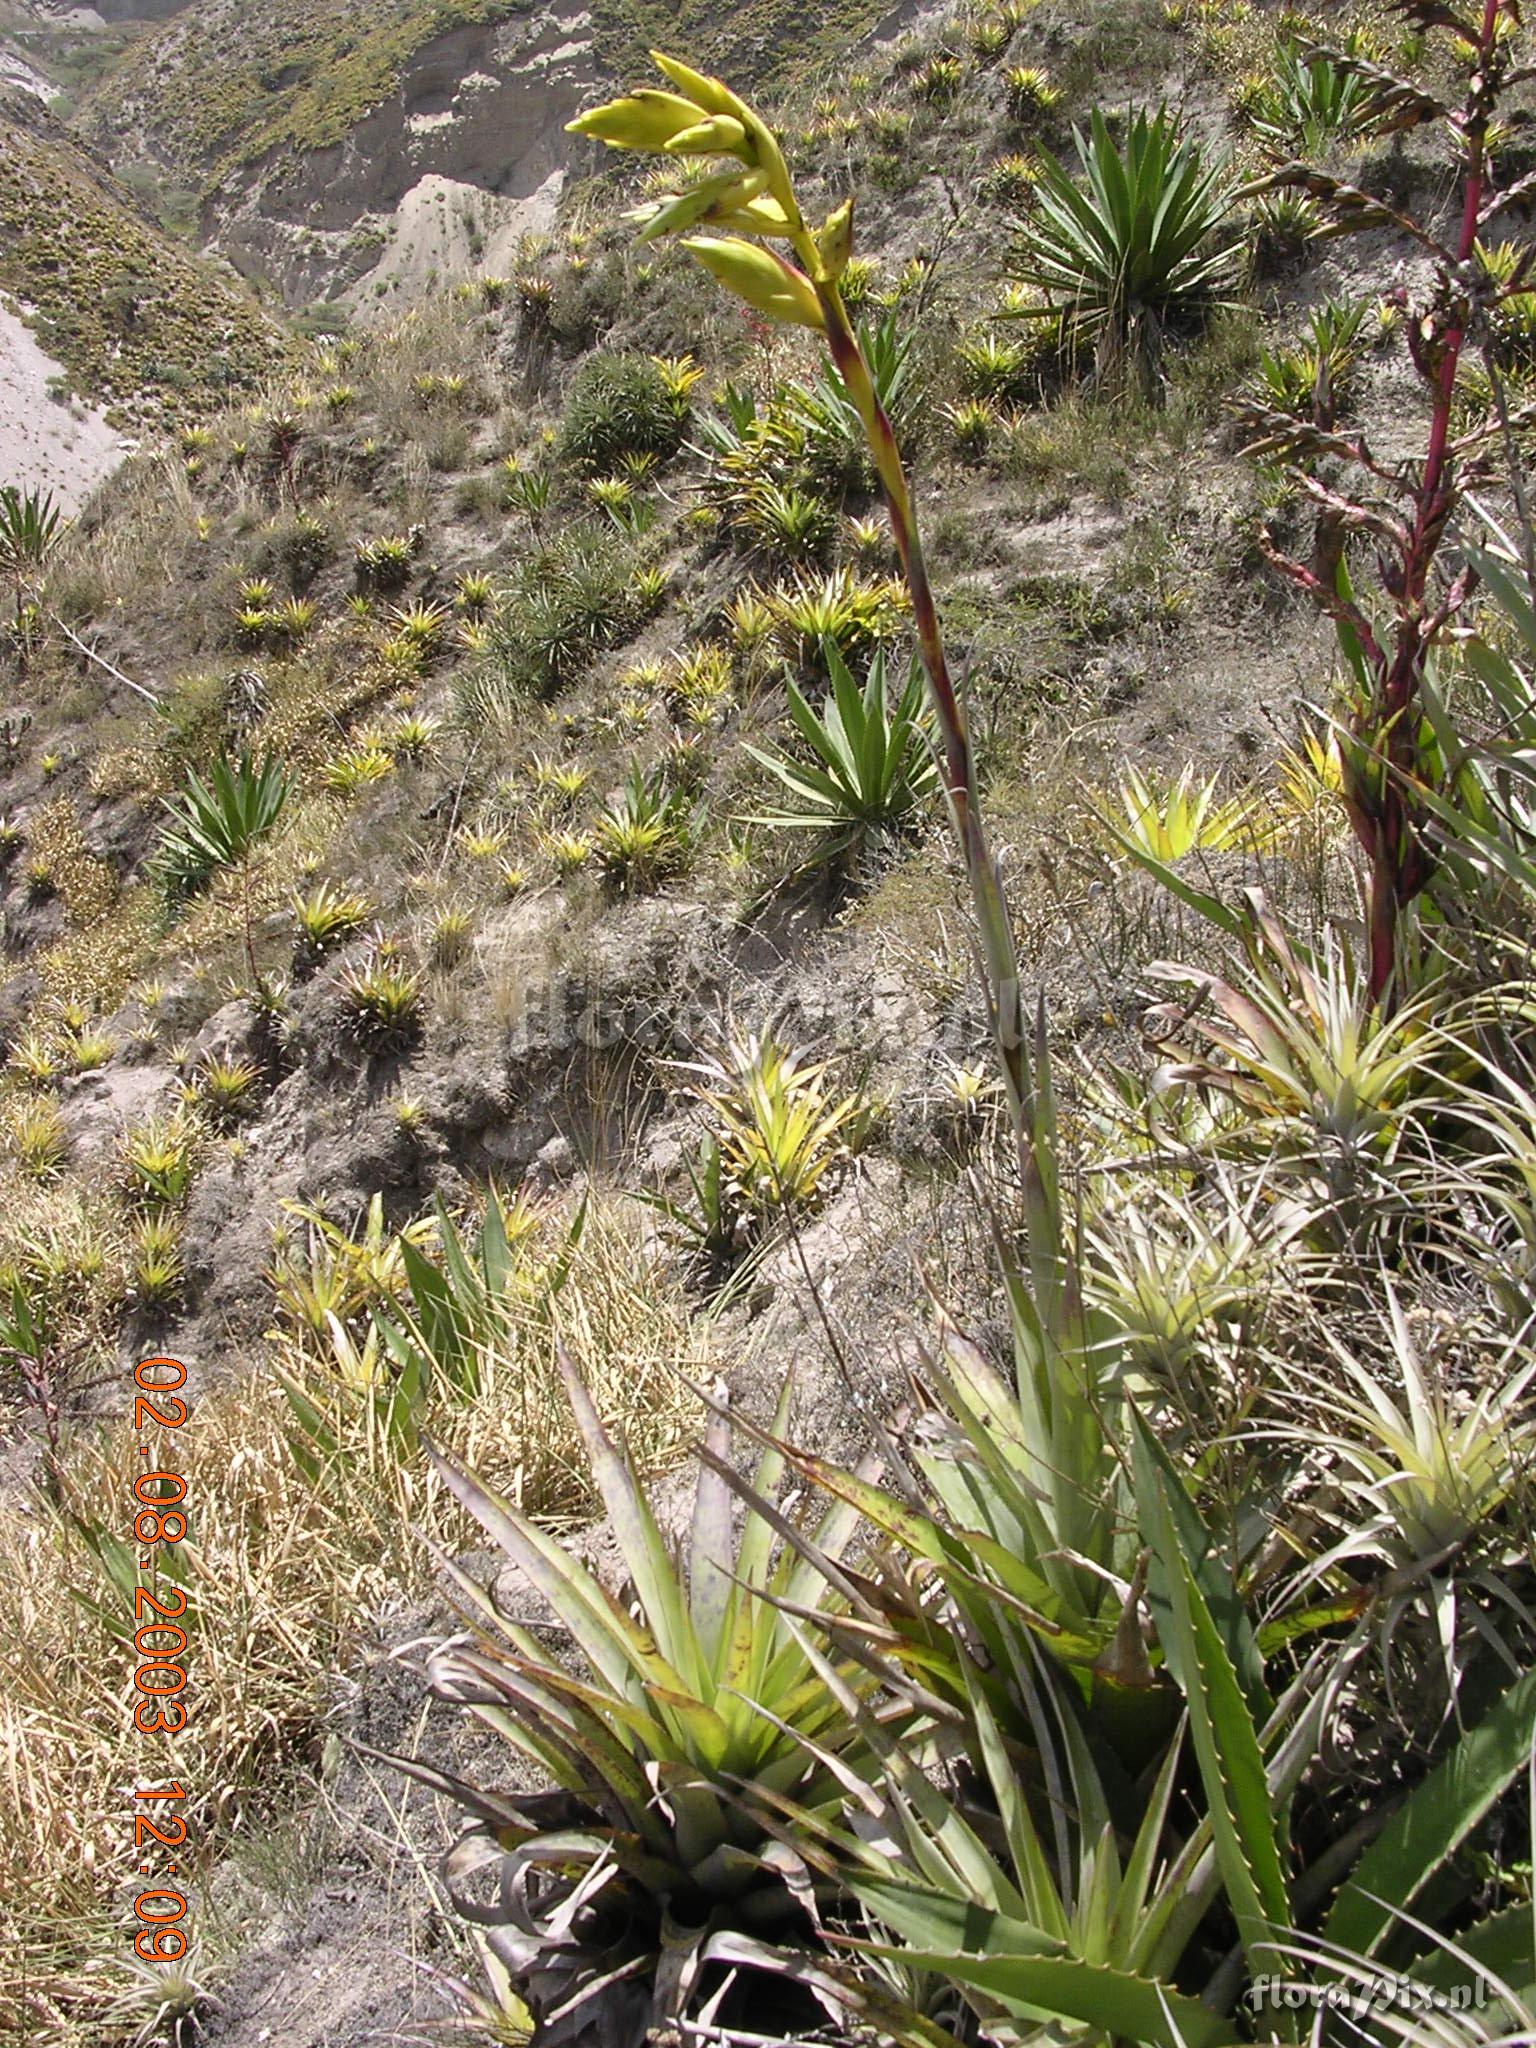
[0,300,126,512]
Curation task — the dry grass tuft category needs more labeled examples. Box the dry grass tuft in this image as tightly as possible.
[2,1194,702,2043]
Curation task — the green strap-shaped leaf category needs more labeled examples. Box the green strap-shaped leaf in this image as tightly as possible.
[424,1438,683,1699]
[479,1187,513,1297]
[688,1395,735,1674]
[1326,1664,1536,1958]
[554,1341,703,1692]
[1106,820,1249,938]
[853,1929,1235,2048]
[1408,1900,1536,2000]
[1139,1439,1292,1980]
[1131,1410,1268,1723]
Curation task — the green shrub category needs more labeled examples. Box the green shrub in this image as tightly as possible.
[292,881,373,969]
[191,1053,264,1131]
[1250,37,1378,153]
[353,532,418,592]
[746,641,939,862]
[556,353,688,476]
[592,763,695,891]
[340,946,424,1050]
[473,523,642,704]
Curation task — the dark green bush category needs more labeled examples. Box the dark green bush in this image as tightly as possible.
[478,522,642,701]
[556,354,687,476]
[548,249,628,348]
[250,509,331,586]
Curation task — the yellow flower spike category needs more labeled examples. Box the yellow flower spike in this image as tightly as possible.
[649,49,802,231]
[816,197,855,283]
[569,49,806,239]
[634,166,770,242]
[649,48,751,122]
[718,194,795,234]
[664,114,751,158]
[680,236,826,330]
[567,88,708,151]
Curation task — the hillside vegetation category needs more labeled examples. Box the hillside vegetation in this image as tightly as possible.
[75,0,896,194]
[79,0,530,187]
[0,94,292,426]
[6,1,1536,2046]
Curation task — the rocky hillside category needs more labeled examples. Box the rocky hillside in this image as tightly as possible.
[0,86,292,471]
[0,0,932,407]
[61,0,920,310]
[9,1,1536,2046]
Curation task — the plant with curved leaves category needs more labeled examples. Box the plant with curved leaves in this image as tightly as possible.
[339,947,424,1051]
[291,881,373,971]
[1141,895,1462,1195]
[1008,106,1238,387]
[1250,38,1380,155]
[0,483,67,677]
[767,567,912,666]
[154,750,292,983]
[1264,1289,1536,1725]
[267,1192,436,1345]
[1080,1172,1309,1397]
[746,641,939,864]
[376,1362,891,2048]
[715,1390,1536,2047]
[1099,761,1263,862]
[678,1031,871,1221]
[1254,295,1370,424]
[592,762,695,891]
[1413,529,1536,959]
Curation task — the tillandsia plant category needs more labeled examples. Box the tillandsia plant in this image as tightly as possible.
[1009,106,1239,391]
[155,750,293,987]
[746,639,940,866]
[700,1374,1536,2047]
[378,1361,900,2045]
[1235,0,1528,1004]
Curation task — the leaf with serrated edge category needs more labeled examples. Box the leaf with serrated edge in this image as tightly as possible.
[1326,1664,1536,1957]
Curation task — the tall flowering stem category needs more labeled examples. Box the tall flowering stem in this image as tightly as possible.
[1237,0,1516,1005]
[806,274,1057,1233]
[569,56,1063,1293]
